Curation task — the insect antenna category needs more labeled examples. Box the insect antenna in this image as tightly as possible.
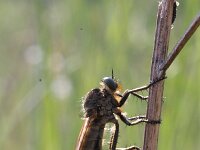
[112,68,114,79]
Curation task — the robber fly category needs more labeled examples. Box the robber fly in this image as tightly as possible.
[76,71,163,150]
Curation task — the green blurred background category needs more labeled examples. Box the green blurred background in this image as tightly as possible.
[0,0,199,150]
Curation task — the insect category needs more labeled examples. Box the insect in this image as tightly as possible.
[76,71,163,150]
[172,1,179,25]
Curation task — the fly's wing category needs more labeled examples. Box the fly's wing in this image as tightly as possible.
[76,88,103,150]
[82,88,101,118]
[76,118,90,150]
[76,117,105,150]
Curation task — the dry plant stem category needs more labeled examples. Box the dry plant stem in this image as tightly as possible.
[161,13,200,72]
[143,0,174,150]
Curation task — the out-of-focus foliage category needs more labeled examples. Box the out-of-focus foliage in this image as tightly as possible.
[0,0,199,150]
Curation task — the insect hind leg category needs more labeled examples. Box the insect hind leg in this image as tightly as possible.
[116,145,141,150]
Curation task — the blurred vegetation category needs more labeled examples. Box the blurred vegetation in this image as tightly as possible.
[0,0,199,150]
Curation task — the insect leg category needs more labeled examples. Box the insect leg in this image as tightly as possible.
[130,92,148,101]
[118,91,131,107]
[116,145,140,150]
[128,115,146,121]
[117,113,147,126]
[118,91,148,107]
[118,77,166,107]
[110,117,141,150]
[109,119,119,150]
[128,76,166,93]
[118,113,160,126]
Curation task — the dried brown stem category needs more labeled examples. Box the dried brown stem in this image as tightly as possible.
[142,1,200,150]
[142,0,174,150]
[160,13,200,72]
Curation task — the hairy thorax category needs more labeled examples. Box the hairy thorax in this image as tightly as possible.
[83,88,119,125]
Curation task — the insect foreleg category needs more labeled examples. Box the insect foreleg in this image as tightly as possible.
[130,92,148,101]
[118,77,166,107]
[128,76,166,93]
[118,91,131,107]
[118,90,148,107]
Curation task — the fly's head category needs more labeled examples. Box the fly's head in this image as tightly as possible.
[100,69,122,94]
[101,77,117,92]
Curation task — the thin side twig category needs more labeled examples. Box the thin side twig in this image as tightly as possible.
[160,13,200,72]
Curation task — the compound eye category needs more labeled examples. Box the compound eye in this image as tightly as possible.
[102,77,118,91]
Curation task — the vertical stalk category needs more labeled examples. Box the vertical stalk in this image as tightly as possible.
[143,0,174,150]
